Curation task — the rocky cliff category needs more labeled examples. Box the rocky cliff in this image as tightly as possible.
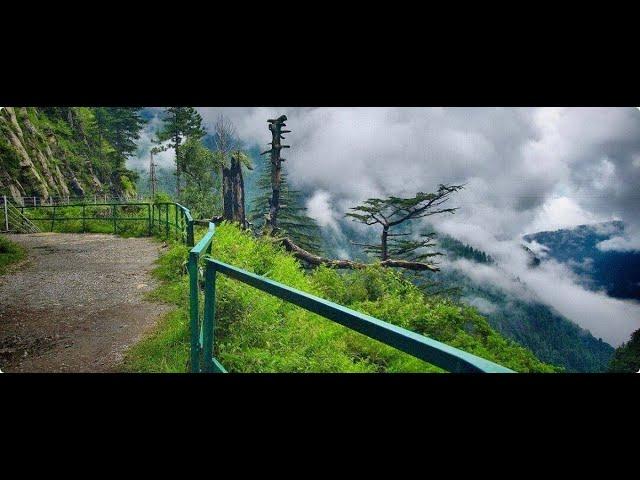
[0,107,137,202]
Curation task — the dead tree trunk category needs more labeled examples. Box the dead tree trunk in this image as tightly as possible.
[222,156,247,226]
[261,115,290,232]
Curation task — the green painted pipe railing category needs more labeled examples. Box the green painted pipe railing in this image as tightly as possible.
[17,201,195,245]
[189,223,514,374]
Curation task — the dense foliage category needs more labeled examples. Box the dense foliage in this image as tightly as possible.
[0,235,25,275]
[427,237,615,372]
[1,107,142,199]
[124,223,556,373]
[249,161,323,254]
[609,328,640,372]
[179,137,222,218]
[524,221,640,301]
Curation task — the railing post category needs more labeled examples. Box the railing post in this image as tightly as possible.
[202,261,217,373]
[189,251,201,373]
[174,204,178,240]
[165,204,169,238]
[51,205,56,232]
[82,204,86,233]
[112,204,117,234]
[3,196,8,232]
[187,220,194,247]
[147,203,152,236]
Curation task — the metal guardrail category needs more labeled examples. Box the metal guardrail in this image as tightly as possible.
[4,194,145,207]
[2,198,195,244]
[188,223,514,374]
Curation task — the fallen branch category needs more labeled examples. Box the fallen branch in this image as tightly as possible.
[280,237,440,272]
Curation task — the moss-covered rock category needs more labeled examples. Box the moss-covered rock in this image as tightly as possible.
[0,107,136,202]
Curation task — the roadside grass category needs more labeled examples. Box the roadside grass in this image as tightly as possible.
[122,222,558,373]
[0,234,26,275]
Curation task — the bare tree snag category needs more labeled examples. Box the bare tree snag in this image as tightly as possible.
[222,151,250,226]
[261,115,289,232]
[214,115,252,227]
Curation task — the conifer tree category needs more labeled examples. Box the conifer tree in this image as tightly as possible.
[249,165,322,253]
[345,185,464,269]
[155,107,206,196]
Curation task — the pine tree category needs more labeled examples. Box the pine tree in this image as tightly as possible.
[249,163,322,254]
[346,185,463,268]
[90,107,146,175]
[180,136,222,218]
[155,107,206,197]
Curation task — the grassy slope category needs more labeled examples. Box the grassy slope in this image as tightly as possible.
[0,235,25,275]
[123,223,557,373]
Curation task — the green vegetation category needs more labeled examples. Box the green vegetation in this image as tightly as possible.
[430,241,615,372]
[123,222,557,373]
[0,107,143,200]
[179,137,222,219]
[18,202,180,239]
[0,235,25,275]
[154,107,206,196]
[609,328,640,372]
[249,164,322,254]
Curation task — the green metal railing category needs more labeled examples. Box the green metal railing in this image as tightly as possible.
[188,223,514,374]
[14,201,195,244]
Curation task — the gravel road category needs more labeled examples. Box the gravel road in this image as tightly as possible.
[0,233,171,372]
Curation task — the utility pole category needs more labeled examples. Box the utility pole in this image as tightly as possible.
[149,151,158,198]
[261,115,290,232]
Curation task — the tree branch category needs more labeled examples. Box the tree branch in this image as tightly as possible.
[281,238,439,272]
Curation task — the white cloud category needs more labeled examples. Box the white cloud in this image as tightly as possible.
[127,110,175,170]
[525,196,609,233]
[141,107,640,345]
[597,235,640,252]
[306,190,340,233]
[463,296,498,315]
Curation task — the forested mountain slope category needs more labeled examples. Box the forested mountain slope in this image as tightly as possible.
[0,107,140,201]
[424,235,614,372]
[523,221,640,301]
[317,224,615,372]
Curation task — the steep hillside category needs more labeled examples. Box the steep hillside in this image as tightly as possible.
[425,234,615,372]
[124,223,557,373]
[0,107,137,201]
[523,221,640,301]
[317,223,615,371]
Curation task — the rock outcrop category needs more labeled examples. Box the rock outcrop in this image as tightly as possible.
[0,107,133,203]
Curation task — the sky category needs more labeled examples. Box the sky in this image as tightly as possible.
[131,107,640,346]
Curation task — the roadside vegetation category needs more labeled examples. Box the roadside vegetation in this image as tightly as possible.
[19,201,178,239]
[0,235,26,275]
[123,222,558,373]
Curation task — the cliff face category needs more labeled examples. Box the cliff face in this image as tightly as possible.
[0,107,136,202]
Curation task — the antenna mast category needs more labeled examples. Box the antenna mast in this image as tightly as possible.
[149,151,158,198]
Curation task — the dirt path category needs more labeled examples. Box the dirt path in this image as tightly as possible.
[0,233,171,372]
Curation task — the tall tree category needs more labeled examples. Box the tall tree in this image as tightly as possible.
[155,107,206,197]
[609,328,640,373]
[260,115,289,231]
[180,136,222,218]
[345,185,463,269]
[92,108,146,164]
[249,165,322,254]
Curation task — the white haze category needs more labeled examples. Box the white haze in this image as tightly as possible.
[129,107,640,346]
